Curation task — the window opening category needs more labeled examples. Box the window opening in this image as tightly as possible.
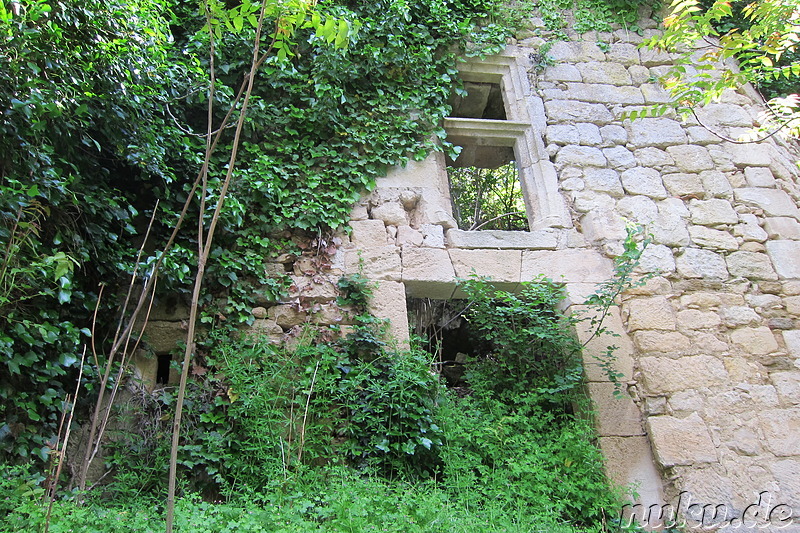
[448,160,528,231]
[156,353,171,385]
[450,81,507,120]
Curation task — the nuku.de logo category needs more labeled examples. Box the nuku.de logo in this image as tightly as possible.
[620,491,795,530]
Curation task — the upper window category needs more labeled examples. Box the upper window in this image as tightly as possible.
[442,51,572,232]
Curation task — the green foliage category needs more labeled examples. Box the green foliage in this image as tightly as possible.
[104,314,444,498]
[438,393,620,531]
[1,462,590,532]
[0,0,510,462]
[525,0,654,39]
[640,0,800,138]
[449,162,528,231]
[458,275,584,402]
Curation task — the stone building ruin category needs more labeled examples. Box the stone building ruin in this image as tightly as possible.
[138,8,800,530]
[342,16,800,532]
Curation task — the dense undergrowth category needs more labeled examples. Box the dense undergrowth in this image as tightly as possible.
[2,274,635,532]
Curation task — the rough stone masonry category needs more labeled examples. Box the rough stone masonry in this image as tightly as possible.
[340,7,800,530]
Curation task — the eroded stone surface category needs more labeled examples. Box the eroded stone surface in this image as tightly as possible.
[647,413,718,467]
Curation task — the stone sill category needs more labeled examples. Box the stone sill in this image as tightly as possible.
[446,228,558,249]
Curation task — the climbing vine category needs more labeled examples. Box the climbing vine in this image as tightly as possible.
[0,0,511,462]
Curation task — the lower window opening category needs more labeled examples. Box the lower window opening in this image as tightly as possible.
[156,353,171,385]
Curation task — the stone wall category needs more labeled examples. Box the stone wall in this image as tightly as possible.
[343,11,800,529]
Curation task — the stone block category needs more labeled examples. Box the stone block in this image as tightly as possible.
[564,83,644,105]
[581,209,628,243]
[445,229,558,249]
[730,326,779,354]
[744,167,776,188]
[268,304,307,328]
[543,64,582,82]
[663,173,704,198]
[350,203,369,221]
[421,224,445,248]
[639,355,728,394]
[371,202,407,226]
[576,308,635,381]
[602,146,636,169]
[379,152,442,188]
[764,217,800,240]
[639,47,674,66]
[587,382,644,436]
[719,306,761,327]
[627,118,688,149]
[669,389,705,413]
[735,188,800,220]
[545,100,614,125]
[687,125,722,146]
[546,124,580,145]
[617,196,659,226]
[637,244,676,274]
[576,122,602,145]
[600,124,628,145]
[785,295,800,316]
[142,321,187,354]
[700,170,734,199]
[634,147,674,168]
[599,436,665,516]
[681,292,721,309]
[676,248,729,279]
[625,296,676,331]
[417,192,457,229]
[666,145,715,172]
[402,247,454,283]
[521,249,613,284]
[608,43,640,64]
[349,219,389,248]
[676,309,721,330]
[584,168,624,196]
[555,145,607,168]
[735,213,768,242]
[632,330,691,353]
[759,409,800,456]
[689,226,738,252]
[310,303,347,326]
[689,199,739,226]
[725,142,773,167]
[770,459,800,504]
[620,167,668,199]
[695,103,754,128]
[343,247,401,282]
[647,413,718,467]
[448,249,521,282]
[771,371,800,404]
[782,330,800,357]
[572,190,616,213]
[652,207,691,247]
[640,83,672,103]
[726,251,778,281]
[396,225,423,247]
[242,319,284,344]
[548,40,606,62]
[766,241,800,279]
[369,281,410,344]
[577,61,632,85]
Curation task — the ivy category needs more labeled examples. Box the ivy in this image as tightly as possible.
[0,0,513,463]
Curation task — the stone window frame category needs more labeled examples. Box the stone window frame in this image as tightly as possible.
[445,50,572,231]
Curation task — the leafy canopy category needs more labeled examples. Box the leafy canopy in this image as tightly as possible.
[638,0,800,138]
